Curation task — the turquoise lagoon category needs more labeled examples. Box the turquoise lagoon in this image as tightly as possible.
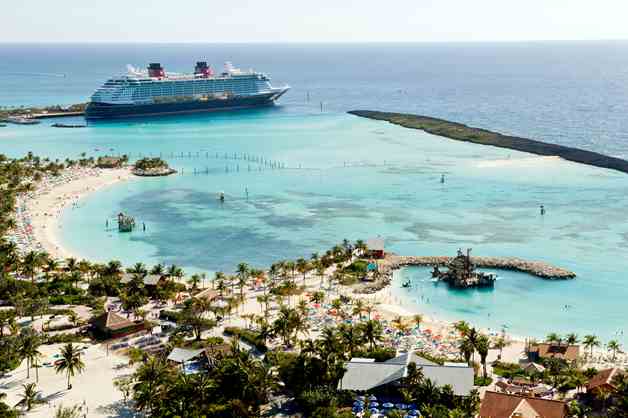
[2,108,627,344]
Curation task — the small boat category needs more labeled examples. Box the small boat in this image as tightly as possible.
[6,116,40,125]
[401,280,411,288]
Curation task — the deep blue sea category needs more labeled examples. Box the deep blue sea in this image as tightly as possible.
[1,43,627,344]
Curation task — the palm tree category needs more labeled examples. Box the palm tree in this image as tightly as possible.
[413,314,423,331]
[607,340,622,361]
[459,338,474,365]
[546,332,561,344]
[476,335,490,378]
[236,262,249,298]
[65,257,78,274]
[43,258,59,283]
[352,299,365,320]
[132,356,172,414]
[215,272,227,296]
[18,332,40,380]
[67,311,81,328]
[15,383,41,411]
[454,320,470,336]
[360,319,383,350]
[583,335,600,358]
[54,343,85,390]
[187,274,201,291]
[236,266,249,301]
[565,333,579,345]
[296,258,310,287]
[21,250,45,284]
[494,336,508,359]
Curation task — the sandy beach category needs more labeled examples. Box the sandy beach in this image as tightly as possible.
[1,343,134,418]
[11,167,133,260]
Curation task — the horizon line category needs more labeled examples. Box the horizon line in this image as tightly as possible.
[2,38,628,45]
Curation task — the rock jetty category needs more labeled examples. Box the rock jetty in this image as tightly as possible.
[349,110,628,175]
[353,253,575,294]
[387,255,575,280]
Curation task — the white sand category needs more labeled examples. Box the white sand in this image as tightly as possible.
[1,343,135,417]
[22,167,133,260]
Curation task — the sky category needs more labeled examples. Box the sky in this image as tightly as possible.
[2,0,628,43]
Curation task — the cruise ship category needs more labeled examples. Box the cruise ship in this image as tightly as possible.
[85,62,289,119]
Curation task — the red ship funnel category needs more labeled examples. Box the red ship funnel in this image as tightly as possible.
[148,63,165,78]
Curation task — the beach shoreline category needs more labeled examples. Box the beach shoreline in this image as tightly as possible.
[11,166,134,260]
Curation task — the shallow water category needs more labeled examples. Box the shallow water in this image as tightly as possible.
[2,42,628,344]
[2,109,627,344]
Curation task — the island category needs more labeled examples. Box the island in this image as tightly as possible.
[132,157,177,176]
[349,110,628,175]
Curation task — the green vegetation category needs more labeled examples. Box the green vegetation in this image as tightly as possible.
[133,157,169,171]
[96,155,128,168]
[474,375,493,386]
[491,361,525,378]
[349,110,628,175]
[2,153,628,416]
[0,103,86,120]
[223,327,268,352]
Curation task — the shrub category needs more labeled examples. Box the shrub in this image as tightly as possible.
[492,361,525,378]
[474,376,493,386]
[223,326,267,352]
[44,333,85,344]
[159,310,183,323]
[352,347,396,362]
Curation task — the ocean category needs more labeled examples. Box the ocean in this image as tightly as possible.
[1,42,627,344]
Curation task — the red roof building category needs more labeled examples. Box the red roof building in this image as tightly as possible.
[587,368,623,395]
[479,391,568,418]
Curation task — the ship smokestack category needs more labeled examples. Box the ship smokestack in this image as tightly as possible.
[148,63,165,78]
[194,61,212,77]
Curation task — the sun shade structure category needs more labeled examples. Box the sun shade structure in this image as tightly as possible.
[338,352,474,395]
[91,311,145,338]
[167,348,205,363]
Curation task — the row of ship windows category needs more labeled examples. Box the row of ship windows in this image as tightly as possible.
[105,89,261,99]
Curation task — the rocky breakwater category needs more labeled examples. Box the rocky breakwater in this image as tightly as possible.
[349,110,628,175]
[387,255,576,280]
[352,253,575,295]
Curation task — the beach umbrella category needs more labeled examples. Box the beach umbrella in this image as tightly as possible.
[370,401,379,407]
[368,395,378,401]
[369,408,379,414]
[396,403,407,409]
[352,406,364,413]
[383,402,395,409]
[408,409,419,416]
[353,401,364,407]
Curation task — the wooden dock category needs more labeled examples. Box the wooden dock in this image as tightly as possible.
[32,111,85,119]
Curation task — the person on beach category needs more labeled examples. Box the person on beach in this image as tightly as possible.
[540,205,546,215]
